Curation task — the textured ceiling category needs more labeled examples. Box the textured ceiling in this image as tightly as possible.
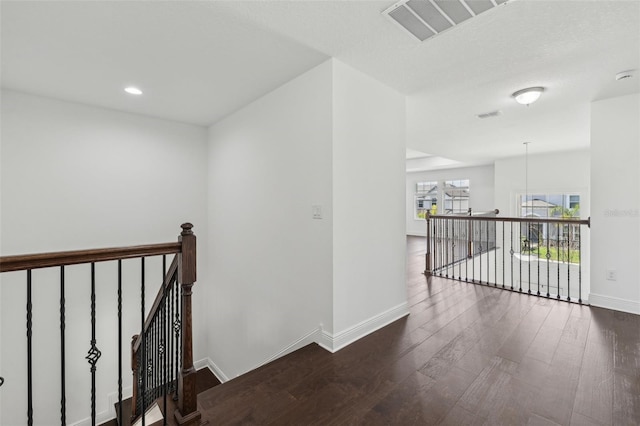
[2,0,639,165]
[218,0,640,165]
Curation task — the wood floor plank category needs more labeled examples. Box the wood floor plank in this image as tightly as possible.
[572,341,614,424]
[613,370,640,426]
[529,340,584,425]
[496,301,552,363]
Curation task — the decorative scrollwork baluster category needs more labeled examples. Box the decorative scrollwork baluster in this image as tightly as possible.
[87,263,101,425]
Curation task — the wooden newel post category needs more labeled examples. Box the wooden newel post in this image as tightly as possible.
[175,223,202,425]
[424,212,432,276]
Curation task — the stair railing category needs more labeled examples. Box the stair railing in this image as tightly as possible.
[0,223,201,426]
[130,223,200,425]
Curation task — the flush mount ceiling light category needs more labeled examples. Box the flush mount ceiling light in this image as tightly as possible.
[512,87,544,106]
[615,70,636,81]
[124,86,143,95]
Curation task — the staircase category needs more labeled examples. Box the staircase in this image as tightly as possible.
[0,223,204,426]
[103,368,220,426]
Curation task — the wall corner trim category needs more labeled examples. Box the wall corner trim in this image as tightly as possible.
[321,302,410,353]
[588,293,640,315]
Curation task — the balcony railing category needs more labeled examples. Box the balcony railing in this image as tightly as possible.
[424,212,591,303]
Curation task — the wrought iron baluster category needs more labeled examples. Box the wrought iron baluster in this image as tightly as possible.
[436,219,440,276]
[150,316,155,400]
[483,220,487,284]
[155,312,159,398]
[162,255,168,426]
[556,223,561,300]
[537,221,541,296]
[471,221,475,282]
[169,276,174,394]
[86,262,102,426]
[527,221,532,294]
[479,221,482,284]
[578,226,582,304]
[27,269,33,426]
[439,218,443,276]
[519,222,523,292]
[118,260,123,425]
[465,219,469,281]
[449,218,453,278]
[567,223,571,302]
[510,222,514,291]
[445,218,449,278]
[494,220,497,286]
[60,266,66,425]
[456,219,461,280]
[141,257,146,426]
[546,223,551,297]
[174,276,180,401]
[484,220,488,284]
[502,222,505,288]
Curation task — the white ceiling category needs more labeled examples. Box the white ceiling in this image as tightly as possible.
[2,0,639,166]
[0,1,328,126]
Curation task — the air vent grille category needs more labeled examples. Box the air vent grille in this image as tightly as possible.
[477,110,502,119]
[383,0,511,42]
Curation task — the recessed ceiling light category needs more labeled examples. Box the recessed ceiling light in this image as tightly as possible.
[512,87,545,106]
[124,87,143,95]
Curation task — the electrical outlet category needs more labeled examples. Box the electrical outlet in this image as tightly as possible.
[606,269,617,281]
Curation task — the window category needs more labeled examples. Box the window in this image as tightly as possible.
[415,181,437,219]
[414,179,470,219]
[443,179,469,214]
[517,193,582,261]
[518,194,580,219]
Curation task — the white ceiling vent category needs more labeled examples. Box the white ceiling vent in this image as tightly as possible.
[383,0,510,42]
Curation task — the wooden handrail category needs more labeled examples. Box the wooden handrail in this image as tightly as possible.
[132,255,179,354]
[0,242,182,273]
[429,213,590,227]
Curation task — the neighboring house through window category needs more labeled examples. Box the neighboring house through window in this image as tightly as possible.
[518,193,581,247]
[415,179,470,219]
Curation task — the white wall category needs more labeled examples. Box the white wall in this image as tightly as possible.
[0,90,208,425]
[406,165,495,236]
[331,60,408,341]
[494,149,590,218]
[590,93,640,314]
[206,59,409,375]
[207,61,334,379]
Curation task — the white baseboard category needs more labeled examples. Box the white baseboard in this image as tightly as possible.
[259,327,321,367]
[407,232,426,237]
[195,356,229,383]
[320,302,410,353]
[589,293,640,315]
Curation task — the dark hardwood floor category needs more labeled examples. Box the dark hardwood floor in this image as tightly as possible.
[197,236,640,425]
